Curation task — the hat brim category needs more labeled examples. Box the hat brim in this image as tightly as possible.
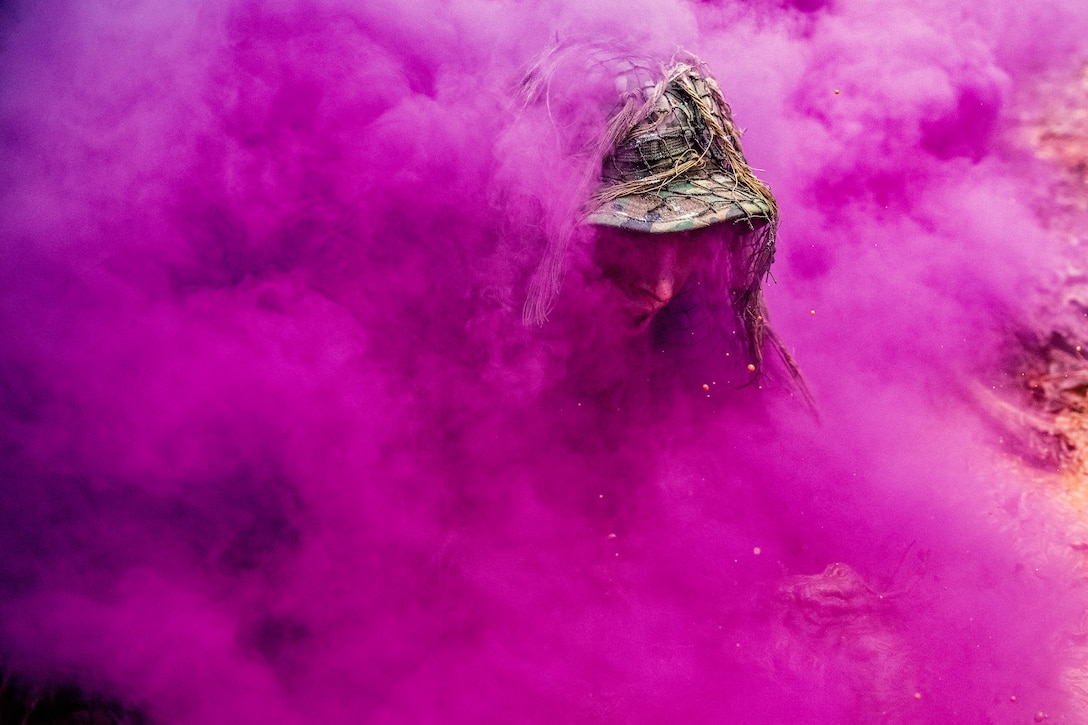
[583,170,774,234]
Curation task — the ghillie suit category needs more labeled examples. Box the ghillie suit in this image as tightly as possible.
[512,40,809,398]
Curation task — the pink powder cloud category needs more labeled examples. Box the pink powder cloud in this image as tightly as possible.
[1,0,1086,722]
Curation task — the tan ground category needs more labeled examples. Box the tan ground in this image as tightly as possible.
[989,57,1088,491]
[1011,56,1088,721]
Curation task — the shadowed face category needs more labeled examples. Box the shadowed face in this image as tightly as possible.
[591,225,719,334]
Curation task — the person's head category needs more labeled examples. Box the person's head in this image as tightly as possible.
[514,41,779,373]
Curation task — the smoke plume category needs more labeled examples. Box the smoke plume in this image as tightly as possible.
[2,0,1087,722]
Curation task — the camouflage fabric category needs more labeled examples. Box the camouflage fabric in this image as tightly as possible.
[584,173,773,233]
[583,62,776,234]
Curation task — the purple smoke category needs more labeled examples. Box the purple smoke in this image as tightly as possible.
[2,0,1087,722]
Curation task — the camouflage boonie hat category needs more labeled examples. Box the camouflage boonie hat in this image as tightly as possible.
[584,60,777,234]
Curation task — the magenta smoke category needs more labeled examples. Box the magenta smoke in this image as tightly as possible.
[1,0,1087,722]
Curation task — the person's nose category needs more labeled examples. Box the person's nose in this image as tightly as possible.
[644,243,680,304]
